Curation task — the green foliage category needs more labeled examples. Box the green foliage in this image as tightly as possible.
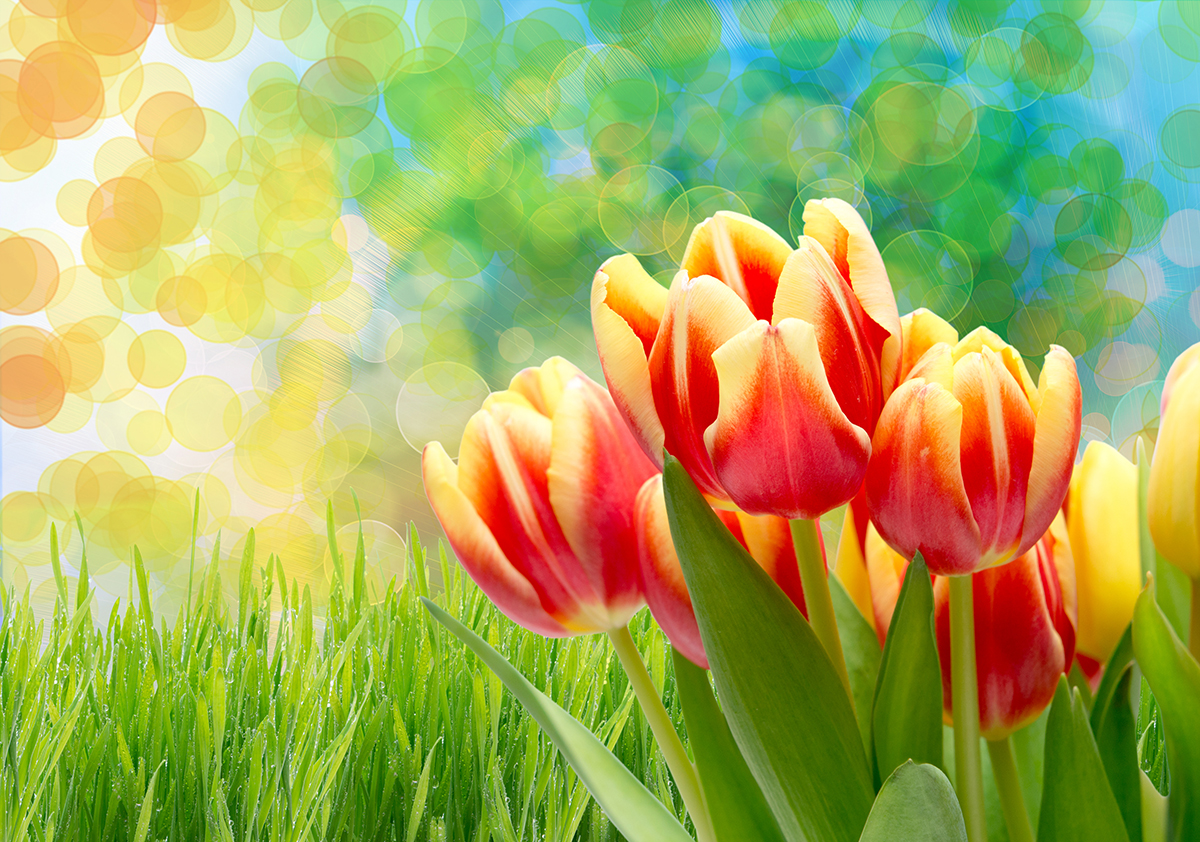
[424,599,692,842]
[672,651,784,842]
[1089,627,1141,842]
[1133,582,1200,840]
[0,529,686,841]
[1037,679,1130,842]
[662,456,874,842]
[871,554,942,784]
[830,577,881,758]
[858,762,966,842]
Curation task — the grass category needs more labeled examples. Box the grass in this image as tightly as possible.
[0,517,691,841]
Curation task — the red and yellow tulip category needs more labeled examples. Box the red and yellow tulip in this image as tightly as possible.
[592,200,901,520]
[1148,342,1200,579]
[634,474,816,668]
[934,517,1076,739]
[834,489,909,647]
[422,357,658,636]
[866,327,1082,576]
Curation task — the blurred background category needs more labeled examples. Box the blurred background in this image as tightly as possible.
[2,0,1198,616]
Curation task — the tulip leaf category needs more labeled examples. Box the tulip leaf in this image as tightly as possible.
[858,761,966,842]
[421,599,693,842]
[673,650,786,842]
[871,553,942,784]
[831,575,882,757]
[1132,581,1200,840]
[1037,678,1131,842]
[662,456,874,842]
[1088,625,1141,842]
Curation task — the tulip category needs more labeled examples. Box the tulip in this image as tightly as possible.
[591,199,901,520]
[834,489,909,647]
[1064,441,1141,669]
[1148,341,1200,658]
[422,357,658,636]
[866,327,1082,577]
[1148,342,1200,580]
[635,474,818,668]
[933,519,1077,740]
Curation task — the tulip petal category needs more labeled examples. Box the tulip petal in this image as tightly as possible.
[772,237,890,435]
[1020,346,1082,556]
[905,342,955,394]
[834,502,877,636]
[506,356,583,418]
[1068,442,1140,662]
[680,211,791,322]
[801,198,902,396]
[899,308,959,382]
[705,318,870,519]
[1147,360,1200,577]
[954,327,1038,403]
[934,547,1069,740]
[1160,340,1200,414]
[648,274,757,497]
[458,405,606,629]
[866,379,983,576]
[423,442,571,637]
[548,374,656,623]
[592,256,669,465]
[952,347,1037,566]
[636,476,709,668]
[865,523,909,644]
[735,510,810,617]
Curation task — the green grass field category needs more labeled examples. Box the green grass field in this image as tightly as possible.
[0,523,690,842]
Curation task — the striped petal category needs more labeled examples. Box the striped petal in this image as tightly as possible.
[801,198,902,396]
[423,442,571,637]
[506,356,583,418]
[680,211,791,322]
[934,544,1070,740]
[735,509,811,617]
[548,373,656,624]
[1020,346,1081,557]
[705,318,870,519]
[458,404,606,630]
[953,327,1038,403]
[899,308,959,382]
[1148,357,1200,577]
[951,347,1037,567]
[592,256,669,465]
[648,273,756,498]
[866,379,983,576]
[772,236,890,435]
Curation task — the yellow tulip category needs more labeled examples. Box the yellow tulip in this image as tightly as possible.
[1065,441,1141,664]
[1147,343,1200,579]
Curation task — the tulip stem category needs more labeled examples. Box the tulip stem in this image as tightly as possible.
[1190,577,1200,660]
[608,625,715,842]
[987,736,1033,842]
[790,518,854,712]
[949,574,988,842]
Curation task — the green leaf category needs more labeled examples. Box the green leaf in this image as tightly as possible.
[858,761,966,842]
[134,762,163,842]
[405,737,439,842]
[871,553,942,784]
[422,599,693,842]
[1133,581,1200,839]
[673,650,785,842]
[663,456,874,842]
[830,575,881,756]
[1037,678,1130,842]
[1136,677,1169,796]
[1088,625,1140,842]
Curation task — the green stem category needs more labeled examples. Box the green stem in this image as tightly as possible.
[1190,576,1200,661]
[949,574,988,842]
[609,625,715,842]
[1140,768,1168,842]
[790,518,854,712]
[987,736,1033,842]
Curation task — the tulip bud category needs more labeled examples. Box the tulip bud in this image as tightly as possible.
[1064,442,1141,665]
[866,327,1082,576]
[1147,342,1200,579]
[635,474,815,668]
[592,201,901,520]
[422,357,658,636]
[934,524,1076,739]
